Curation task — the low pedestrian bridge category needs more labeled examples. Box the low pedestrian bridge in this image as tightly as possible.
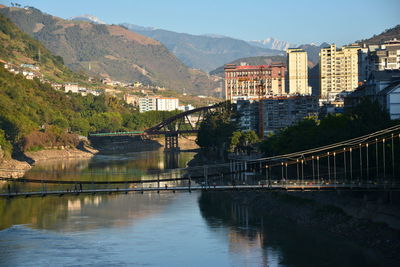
[1,124,400,198]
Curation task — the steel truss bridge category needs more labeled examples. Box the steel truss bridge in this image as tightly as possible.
[89,102,227,151]
[1,124,400,198]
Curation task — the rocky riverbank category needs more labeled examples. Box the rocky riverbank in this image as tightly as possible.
[24,146,98,163]
[0,158,31,178]
[0,145,98,178]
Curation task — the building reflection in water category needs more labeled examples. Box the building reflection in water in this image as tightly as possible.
[198,192,385,267]
[0,193,178,232]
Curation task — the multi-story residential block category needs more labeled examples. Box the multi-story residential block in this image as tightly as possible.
[286,48,310,95]
[374,39,400,70]
[319,44,360,100]
[358,39,400,83]
[224,63,286,102]
[237,96,318,137]
[236,100,259,132]
[139,97,158,112]
[139,96,179,112]
[156,97,179,111]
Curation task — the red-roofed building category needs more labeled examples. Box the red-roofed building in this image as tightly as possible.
[224,62,286,102]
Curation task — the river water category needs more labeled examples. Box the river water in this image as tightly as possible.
[0,150,390,266]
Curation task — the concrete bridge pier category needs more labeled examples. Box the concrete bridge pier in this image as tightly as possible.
[165,133,179,151]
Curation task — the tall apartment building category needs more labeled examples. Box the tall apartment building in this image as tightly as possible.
[286,48,310,95]
[139,96,158,112]
[139,96,179,112]
[319,44,360,100]
[237,96,318,137]
[224,63,286,102]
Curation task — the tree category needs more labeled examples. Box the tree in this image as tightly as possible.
[229,130,260,153]
[196,104,237,153]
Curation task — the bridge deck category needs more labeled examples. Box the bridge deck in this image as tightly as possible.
[1,184,399,198]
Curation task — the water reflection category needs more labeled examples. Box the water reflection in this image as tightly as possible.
[0,151,196,193]
[198,192,388,267]
[0,150,395,266]
[0,193,178,231]
[25,150,195,182]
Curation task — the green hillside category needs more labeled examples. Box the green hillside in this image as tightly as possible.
[0,13,184,157]
[0,12,85,83]
[0,6,219,95]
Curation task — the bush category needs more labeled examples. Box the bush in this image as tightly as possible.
[21,127,80,152]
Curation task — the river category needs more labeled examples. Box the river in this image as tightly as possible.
[0,150,392,266]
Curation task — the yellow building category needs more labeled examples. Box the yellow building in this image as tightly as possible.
[286,48,310,95]
[319,44,360,100]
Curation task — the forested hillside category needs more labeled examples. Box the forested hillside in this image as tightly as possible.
[0,64,180,156]
[0,13,85,83]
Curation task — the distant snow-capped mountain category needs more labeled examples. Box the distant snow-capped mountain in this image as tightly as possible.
[70,14,105,24]
[248,37,295,51]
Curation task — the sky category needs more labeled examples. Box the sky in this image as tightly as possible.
[1,0,399,45]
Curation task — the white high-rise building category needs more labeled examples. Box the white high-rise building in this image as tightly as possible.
[286,48,310,95]
[156,97,179,111]
[139,96,179,112]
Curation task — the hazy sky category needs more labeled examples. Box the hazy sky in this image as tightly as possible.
[1,0,399,45]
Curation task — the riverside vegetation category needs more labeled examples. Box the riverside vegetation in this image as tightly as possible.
[0,63,180,158]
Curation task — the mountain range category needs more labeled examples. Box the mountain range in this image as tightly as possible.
[62,14,328,74]
[0,6,219,95]
[120,23,284,72]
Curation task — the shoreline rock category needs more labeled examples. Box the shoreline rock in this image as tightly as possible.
[25,146,98,164]
[0,146,98,178]
[0,158,31,178]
